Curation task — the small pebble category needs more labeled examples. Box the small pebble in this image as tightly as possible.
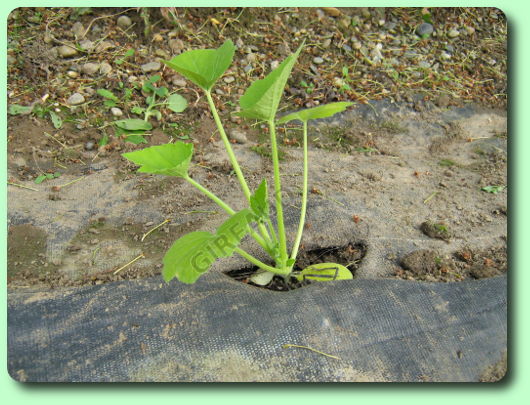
[111,107,123,117]
[81,62,100,76]
[448,29,460,38]
[416,22,434,37]
[117,15,132,29]
[270,60,279,69]
[67,93,85,106]
[78,39,94,51]
[99,62,112,75]
[223,76,235,84]
[229,130,247,144]
[72,22,85,39]
[313,56,324,65]
[66,70,79,78]
[84,141,95,150]
[58,45,78,58]
[141,61,161,73]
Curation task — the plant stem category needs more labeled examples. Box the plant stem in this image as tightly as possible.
[205,90,251,201]
[185,176,235,215]
[268,119,288,270]
[205,90,272,245]
[185,175,269,252]
[290,120,308,263]
[234,247,290,275]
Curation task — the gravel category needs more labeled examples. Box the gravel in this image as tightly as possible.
[141,61,161,73]
[66,93,85,106]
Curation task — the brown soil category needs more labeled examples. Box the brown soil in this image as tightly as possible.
[7,7,507,291]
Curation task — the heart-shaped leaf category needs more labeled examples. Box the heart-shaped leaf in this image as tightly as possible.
[162,40,236,91]
[294,262,353,282]
[277,102,353,124]
[167,94,188,113]
[238,43,304,121]
[250,179,269,221]
[114,119,153,131]
[122,142,193,178]
[163,208,256,283]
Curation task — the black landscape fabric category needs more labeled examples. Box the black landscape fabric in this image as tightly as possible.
[8,273,506,382]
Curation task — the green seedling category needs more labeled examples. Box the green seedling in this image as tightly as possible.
[481,185,505,194]
[123,40,354,285]
[99,75,188,144]
[9,102,63,129]
[34,172,61,184]
[115,48,135,65]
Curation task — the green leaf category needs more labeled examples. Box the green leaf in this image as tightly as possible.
[8,104,34,115]
[167,94,188,113]
[97,89,119,102]
[34,174,47,184]
[99,134,109,147]
[154,86,169,98]
[125,135,148,144]
[162,40,236,91]
[122,142,194,178]
[238,42,304,121]
[294,263,353,282]
[114,119,153,131]
[131,106,145,115]
[250,179,269,221]
[49,111,63,129]
[163,209,256,283]
[104,100,117,108]
[481,185,505,194]
[162,231,216,283]
[277,102,353,124]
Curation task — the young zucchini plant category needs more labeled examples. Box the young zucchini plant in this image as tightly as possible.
[123,40,354,285]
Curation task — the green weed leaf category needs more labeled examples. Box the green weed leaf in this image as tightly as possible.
[238,43,304,121]
[162,40,236,91]
[481,185,505,194]
[277,102,353,124]
[250,179,269,221]
[167,94,188,113]
[294,262,353,282]
[122,142,193,178]
[96,89,119,102]
[8,104,34,115]
[125,135,148,144]
[34,175,47,184]
[163,209,256,283]
[114,119,153,131]
[49,111,63,129]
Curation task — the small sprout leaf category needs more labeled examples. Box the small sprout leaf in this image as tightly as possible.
[163,40,236,91]
[114,119,153,131]
[238,43,304,121]
[34,175,47,184]
[250,179,269,220]
[122,142,193,178]
[481,185,505,194]
[294,262,352,282]
[277,102,353,124]
[167,94,188,113]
